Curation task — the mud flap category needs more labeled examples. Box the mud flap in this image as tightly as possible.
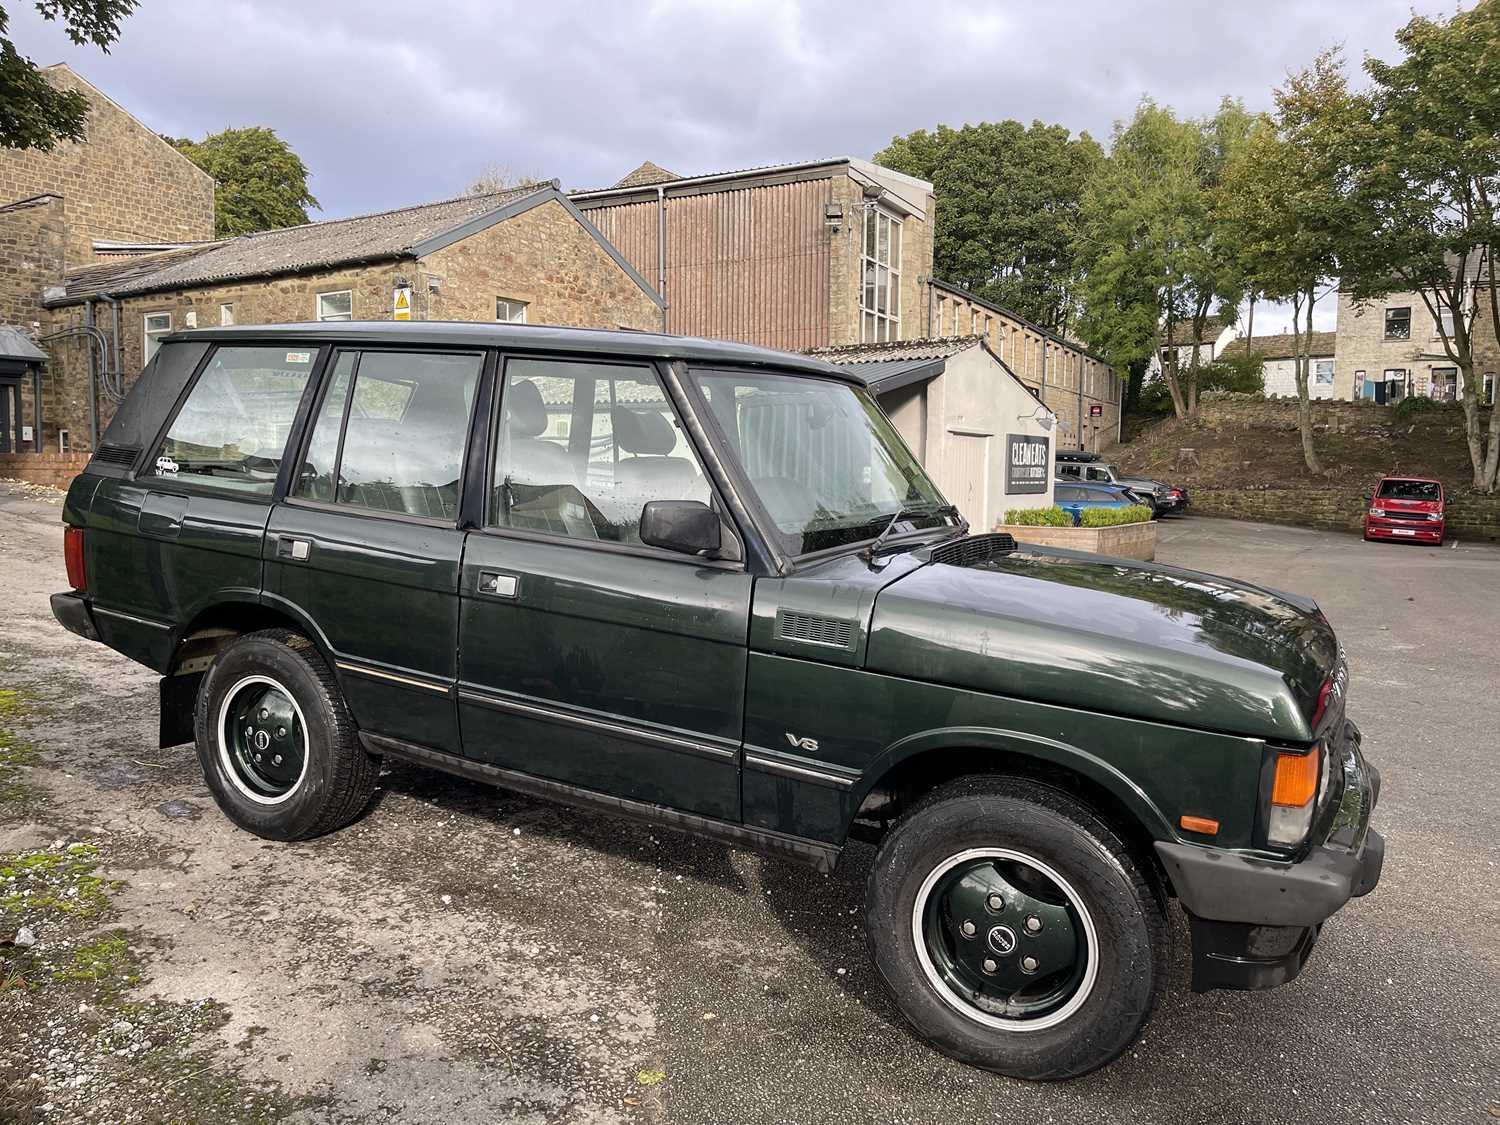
[159,672,204,748]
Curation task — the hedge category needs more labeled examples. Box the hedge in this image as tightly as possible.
[1003,506,1072,527]
[1078,504,1154,528]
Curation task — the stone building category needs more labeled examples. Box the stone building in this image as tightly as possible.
[0,64,214,466]
[1218,331,1338,399]
[1334,288,1498,404]
[574,160,1121,450]
[36,183,664,452]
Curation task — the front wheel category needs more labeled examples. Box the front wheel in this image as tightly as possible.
[865,777,1167,1080]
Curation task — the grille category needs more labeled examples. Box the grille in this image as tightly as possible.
[1379,510,1437,523]
[93,443,139,467]
[778,611,854,649]
[927,533,1018,569]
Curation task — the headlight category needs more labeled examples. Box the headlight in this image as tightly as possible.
[1266,741,1327,849]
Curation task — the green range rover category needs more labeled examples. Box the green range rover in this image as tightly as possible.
[51,323,1383,1079]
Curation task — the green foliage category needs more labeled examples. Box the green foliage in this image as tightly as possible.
[169,127,319,236]
[876,120,1101,330]
[1201,350,1266,395]
[0,687,41,813]
[1079,504,1153,527]
[1004,506,1072,527]
[0,1,137,150]
[1393,395,1443,421]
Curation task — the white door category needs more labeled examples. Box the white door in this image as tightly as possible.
[938,432,990,527]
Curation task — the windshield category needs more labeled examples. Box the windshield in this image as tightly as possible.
[1377,479,1441,501]
[694,369,954,555]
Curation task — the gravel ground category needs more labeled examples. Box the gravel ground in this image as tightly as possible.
[0,483,1496,1124]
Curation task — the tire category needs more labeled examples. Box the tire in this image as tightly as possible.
[194,628,380,841]
[865,776,1167,1080]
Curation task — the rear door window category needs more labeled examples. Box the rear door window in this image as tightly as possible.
[294,350,481,521]
[148,345,319,494]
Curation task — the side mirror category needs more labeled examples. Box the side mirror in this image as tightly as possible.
[639,500,721,556]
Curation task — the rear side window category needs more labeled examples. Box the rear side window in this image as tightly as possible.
[295,350,481,521]
[148,345,318,494]
[1376,479,1441,502]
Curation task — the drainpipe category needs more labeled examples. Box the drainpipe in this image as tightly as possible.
[1076,349,1085,450]
[107,294,124,399]
[656,184,668,332]
[84,300,99,451]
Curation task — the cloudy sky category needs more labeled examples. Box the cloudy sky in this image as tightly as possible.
[11,0,1458,331]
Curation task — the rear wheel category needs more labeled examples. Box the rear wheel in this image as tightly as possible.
[195,629,379,840]
[865,776,1167,1080]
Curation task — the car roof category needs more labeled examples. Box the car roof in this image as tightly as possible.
[164,321,859,383]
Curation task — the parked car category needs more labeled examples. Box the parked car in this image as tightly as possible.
[1364,476,1445,544]
[1054,482,1143,525]
[52,323,1382,1081]
[1054,450,1185,517]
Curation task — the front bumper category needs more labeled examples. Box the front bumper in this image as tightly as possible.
[1366,518,1443,542]
[1156,721,1383,992]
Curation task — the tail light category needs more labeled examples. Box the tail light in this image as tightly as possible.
[64,526,87,592]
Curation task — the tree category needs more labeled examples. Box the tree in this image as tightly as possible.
[0,0,136,150]
[876,120,1102,330]
[464,164,544,196]
[1217,53,1366,474]
[1074,99,1212,421]
[1346,3,1500,492]
[168,127,319,237]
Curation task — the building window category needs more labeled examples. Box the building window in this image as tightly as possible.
[860,207,901,343]
[1384,306,1411,340]
[1436,307,1455,339]
[1383,368,1409,402]
[934,298,944,336]
[1430,367,1458,401]
[1354,369,1367,398]
[1314,359,1334,385]
[219,303,234,327]
[1484,374,1495,404]
[317,290,353,322]
[143,312,171,364]
[496,297,529,324]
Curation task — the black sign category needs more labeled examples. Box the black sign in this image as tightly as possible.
[1089,403,1103,417]
[1005,434,1050,494]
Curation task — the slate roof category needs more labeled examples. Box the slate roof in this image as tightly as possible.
[47,183,555,305]
[1219,331,1336,361]
[807,336,983,365]
[0,325,46,363]
[612,161,680,189]
[1162,315,1232,345]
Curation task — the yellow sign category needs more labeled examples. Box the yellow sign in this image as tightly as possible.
[393,286,412,321]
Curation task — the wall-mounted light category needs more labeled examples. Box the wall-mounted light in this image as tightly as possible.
[824,203,843,232]
[1019,404,1055,432]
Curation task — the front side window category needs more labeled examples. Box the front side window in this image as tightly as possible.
[860,207,901,343]
[144,312,172,364]
[694,370,951,556]
[496,297,528,324]
[492,359,711,544]
[150,345,317,494]
[1384,306,1411,340]
[317,290,353,322]
[295,350,480,520]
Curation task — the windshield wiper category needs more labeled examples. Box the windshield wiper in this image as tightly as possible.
[862,504,965,562]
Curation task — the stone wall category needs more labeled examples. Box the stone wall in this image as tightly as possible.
[420,198,660,331]
[0,65,214,267]
[1189,487,1500,541]
[0,451,89,488]
[826,176,937,349]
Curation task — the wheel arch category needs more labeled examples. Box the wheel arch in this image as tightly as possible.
[168,593,337,677]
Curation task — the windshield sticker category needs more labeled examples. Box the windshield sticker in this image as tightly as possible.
[155,455,179,475]
[286,351,312,364]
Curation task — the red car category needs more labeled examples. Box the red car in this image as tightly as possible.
[1364,476,1445,544]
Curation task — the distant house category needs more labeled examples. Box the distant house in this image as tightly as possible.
[1219,332,1338,399]
[808,335,1056,528]
[1334,287,1498,404]
[1151,314,1236,376]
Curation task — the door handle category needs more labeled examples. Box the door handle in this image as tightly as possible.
[477,571,518,598]
[276,536,312,562]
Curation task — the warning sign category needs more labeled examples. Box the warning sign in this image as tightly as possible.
[393,286,413,321]
[1089,403,1103,417]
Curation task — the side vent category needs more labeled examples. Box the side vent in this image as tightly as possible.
[93,443,140,468]
[778,610,855,650]
[926,532,1018,569]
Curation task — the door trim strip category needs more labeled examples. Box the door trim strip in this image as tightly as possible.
[362,732,839,871]
[456,687,738,763]
[92,605,173,633]
[335,660,450,695]
[743,749,859,790]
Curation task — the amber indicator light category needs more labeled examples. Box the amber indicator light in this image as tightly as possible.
[1179,815,1220,835]
[1271,749,1319,807]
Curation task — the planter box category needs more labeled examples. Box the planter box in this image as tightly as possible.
[995,519,1158,561]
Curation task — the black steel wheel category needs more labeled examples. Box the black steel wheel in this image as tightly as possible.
[866,776,1167,1080]
[194,629,379,840]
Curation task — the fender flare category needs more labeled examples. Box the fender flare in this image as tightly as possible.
[850,725,1176,842]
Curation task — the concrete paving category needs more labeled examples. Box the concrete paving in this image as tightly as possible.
[1,486,1496,1124]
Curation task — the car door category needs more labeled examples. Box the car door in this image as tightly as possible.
[264,346,485,754]
[88,343,324,670]
[457,355,751,821]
